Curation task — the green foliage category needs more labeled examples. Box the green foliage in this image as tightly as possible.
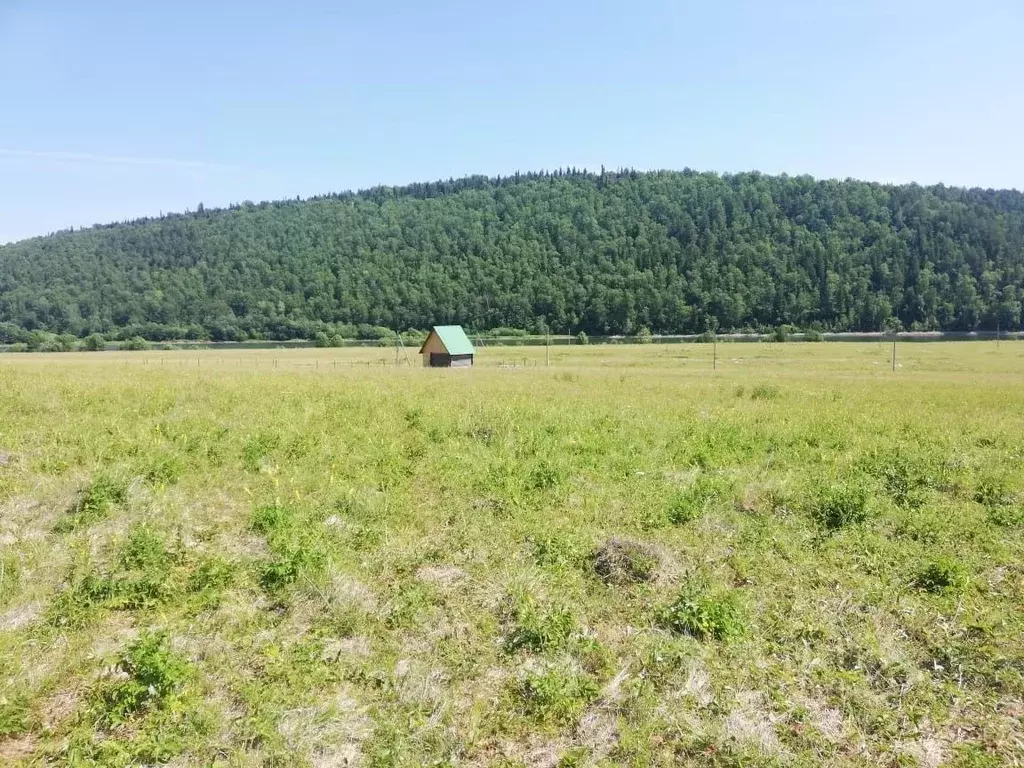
[144,453,184,485]
[260,539,325,590]
[575,331,589,345]
[242,432,280,472]
[974,477,1013,508]
[635,326,653,344]
[749,384,779,401]
[250,503,294,535]
[659,584,745,641]
[0,551,20,609]
[804,328,825,342]
[2,171,1023,339]
[82,333,106,351]
[667,475,728,524]
[529,536,584,569]
[914,557,969,594]
[512,667,599,725]
[97,631,190,725]
[249,504,327,590]
[7,344,1024,765]
[503,592,577,653]
[810,482,872,530]
[0,692,31,738]
[55,473,129,531]
[119,336,151,351]
[868,453,934,509]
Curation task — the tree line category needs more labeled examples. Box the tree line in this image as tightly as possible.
[1,168,1022,342]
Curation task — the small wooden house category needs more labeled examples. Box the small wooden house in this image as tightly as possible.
[419,325,475,368]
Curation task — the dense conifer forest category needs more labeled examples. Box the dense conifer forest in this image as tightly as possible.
[1,168,1022,343]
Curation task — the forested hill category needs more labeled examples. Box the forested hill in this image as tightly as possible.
[1,169,1023,342]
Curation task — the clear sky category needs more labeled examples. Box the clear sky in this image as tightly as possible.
[1,0,1021,243]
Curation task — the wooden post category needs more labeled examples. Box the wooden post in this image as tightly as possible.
[546,332,550,366]
[713,336,717,371]
[892,337,897,371]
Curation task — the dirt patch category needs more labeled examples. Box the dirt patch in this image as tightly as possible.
[0,601,43,632]
[392,658,447,708]
[575,668,629,760]
[591,538,661,585]
[794,694,845,741]
[0,733,37,761]
[681,660,714,707]
[416,565,468,587]
[89,614,139,660]
[0,497,53,545]
[42,690,80,729]
[724,691,782,755]
[279,686,372,767]
[0,451,13,468]
[326,573,377,612]
[322,636,372,662]
[896,737,945,768]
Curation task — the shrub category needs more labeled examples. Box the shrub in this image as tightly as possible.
[591,538,660,584]
[749,384,779,401]
[914,558,968,594]
[0,692,31,738]
[804,328,824,342]
[529,536,584,569]
[98,631,190,725]
[8,343,28,352]
[260,538,325,590]
[974,478,1012,508]
[575,331,589,345]
[636,326,653,344]
[82,333,106,351]
[667,476,727,524]
[144,454,184,485]
[55,474,129,531]
[503,592,576,652]
[119,336,151,351]
[512,668,598,724]
[696,330,716,344]
[810,482,871,531]
[119,524,175,572]
[771,326,789,342]
[659,585,744,641]
[250,504,295,535]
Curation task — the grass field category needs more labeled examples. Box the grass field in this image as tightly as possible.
[1,343,1022,767]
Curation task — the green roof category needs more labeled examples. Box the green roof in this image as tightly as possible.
[424,325,475,356]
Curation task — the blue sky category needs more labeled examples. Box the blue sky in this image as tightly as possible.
[1,0,1021,243]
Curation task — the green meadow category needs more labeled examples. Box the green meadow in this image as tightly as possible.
[1,342,1022,767]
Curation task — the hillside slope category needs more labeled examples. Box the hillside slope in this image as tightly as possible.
[1,169,1023,340]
